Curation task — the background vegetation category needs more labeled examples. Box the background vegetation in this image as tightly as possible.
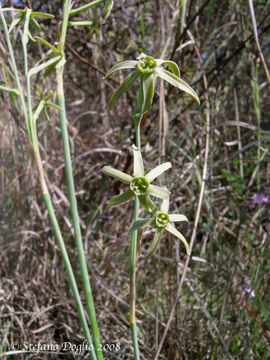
[0,0,269,359]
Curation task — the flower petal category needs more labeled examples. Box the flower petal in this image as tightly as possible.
[146,228,164,258]
[108,70,141,110]
[145,162,172,182]
[129,218,155,233]
[104,60,138,79]
[160,198,169,214]
[148,185,170,199]
[169,214,188,222]
[165,223,190,255]
[132,145,144,177]
[107,188,134,206]
[102,166,132,184]
[136,53,147,60]
[155,59,180,77]
[155,67,200,104]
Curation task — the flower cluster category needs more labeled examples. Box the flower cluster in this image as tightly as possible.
[102,145,190,257]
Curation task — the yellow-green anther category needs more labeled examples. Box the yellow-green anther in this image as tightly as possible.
[130,176,149,196]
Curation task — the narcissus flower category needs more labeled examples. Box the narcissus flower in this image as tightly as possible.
[130,197,190,257]
[105,53,200,116]
[102,145,171,207]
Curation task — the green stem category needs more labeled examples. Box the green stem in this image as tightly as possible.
[130,90,144,359]
[69,0,107,17]
[0,6,28,124]
[42,191,97,360]
[57,2,103,359]
[1,5,97,359]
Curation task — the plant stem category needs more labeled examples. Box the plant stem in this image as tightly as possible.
[130,196,140,360]
[129,94,143,360]
[69,0,107,17]
[36,153,97,360]
[57,2,103,359]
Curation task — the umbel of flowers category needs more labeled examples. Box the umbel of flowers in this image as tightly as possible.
[103,53,199,257]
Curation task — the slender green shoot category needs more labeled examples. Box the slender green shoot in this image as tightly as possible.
[69,0,107,17]
[0,5,97,360]
[56,2,103,359]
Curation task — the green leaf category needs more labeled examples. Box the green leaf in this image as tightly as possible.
[102,165,132,184]
[46,102,63,111]
[147,228,164,258]
[68,21,94,27]
[132,145,144,177]
[35,84,43,97]
[155,67,200,104]
[169,214,188,222]
[30,17,41,31]
[165,223,190,255]
[108,70,140,110]
[148,185,170,199]
[107,188,134,205]
[0,7,22,13]
[104,0,114,19]
[28,55,61,78]
[145,162,172,182]
[69,0,107,17]
[255,291,270,328]
[27,30,36,42]
[0,85,19,96]
[43,107,51,122]
[35,36,59,53]
[31,11,54,19]
[156,59,180,77]
[105,60,138,79]
[33,100,45,125]
[129,218,155,233]
[8,17,21,33]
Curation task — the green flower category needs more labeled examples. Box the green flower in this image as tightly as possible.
[102,145,171,207]
[105,53,200,114]
[130,197,190,257]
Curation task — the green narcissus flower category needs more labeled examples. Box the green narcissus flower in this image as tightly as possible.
[130,197,190,257]
[102,145,171,207]
[105,53,200,115]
